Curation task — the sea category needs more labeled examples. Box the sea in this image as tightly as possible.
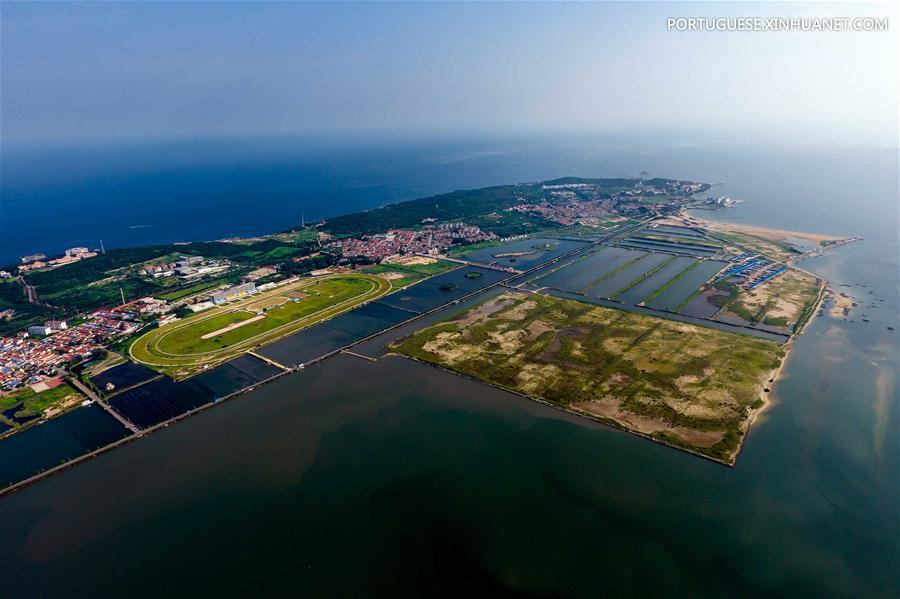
[0,136,897,596]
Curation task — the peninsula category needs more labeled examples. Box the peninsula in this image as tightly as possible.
[0,177,859,492]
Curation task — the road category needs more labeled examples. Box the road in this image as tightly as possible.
[66,376,142,435]
[17,276,38,304]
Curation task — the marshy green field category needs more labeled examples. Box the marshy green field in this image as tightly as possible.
[392,291,784,463]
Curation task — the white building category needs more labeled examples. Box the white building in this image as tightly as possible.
[28,325,52,336]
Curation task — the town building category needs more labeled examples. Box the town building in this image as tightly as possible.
[212,282,257,304]
[27,325,52,337]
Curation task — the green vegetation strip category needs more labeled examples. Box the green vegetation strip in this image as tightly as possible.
[610,256,675,299]
[675,286,705,313]
[577,253,647,294]
[643,261,700,304]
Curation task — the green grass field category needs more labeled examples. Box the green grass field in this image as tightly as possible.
[0,383,86,432]
[131,274,391,373]
[155,311,259,354]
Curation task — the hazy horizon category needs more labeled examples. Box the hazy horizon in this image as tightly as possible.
[2,1,897,148]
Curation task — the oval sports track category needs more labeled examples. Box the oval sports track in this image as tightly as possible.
[130,274,391,373]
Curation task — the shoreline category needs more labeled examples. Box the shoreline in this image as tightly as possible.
[684,212,844,244]
[733,275,827,462]
[0,220,643,496]
[389,353,738,467]
[0,207,840,494]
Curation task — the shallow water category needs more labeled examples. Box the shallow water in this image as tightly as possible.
[0,141,896,596]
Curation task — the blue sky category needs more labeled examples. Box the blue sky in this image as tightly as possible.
[1,1,896,146]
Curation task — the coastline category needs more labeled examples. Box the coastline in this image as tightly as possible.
[734,346,790,463]
[1,186,849,492]
[732,274,827,462]
[390,352,738,467]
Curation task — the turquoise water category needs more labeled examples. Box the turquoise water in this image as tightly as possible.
[0,141,896,596]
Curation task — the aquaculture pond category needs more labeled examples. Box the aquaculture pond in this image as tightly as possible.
[680,288,730,319]
[321,301,414,338]
[184,354,283,400]
[616,256,695,305]
[645,225,708,239]
[454,237,587,270]
[0,404,129,488]
[617,238,719,257]
[646,260,728,312]
[533,247,642,293]
[586,252,671,299]
[258,325,358,367]
[90,362,158,394]
[376,266,508,313]
[260,267,508,367]
[108,378,208,429]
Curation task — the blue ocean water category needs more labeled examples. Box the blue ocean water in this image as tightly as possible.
[0,136,897,595]
[2,136,896,265]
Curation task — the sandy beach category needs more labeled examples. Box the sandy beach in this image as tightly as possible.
[690,217,842,245]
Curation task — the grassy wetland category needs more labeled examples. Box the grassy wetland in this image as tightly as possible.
[391,291,785,464]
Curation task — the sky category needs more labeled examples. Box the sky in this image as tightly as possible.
[1,1,897,147]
